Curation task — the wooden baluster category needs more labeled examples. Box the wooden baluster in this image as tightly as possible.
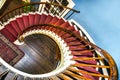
[71,57,104,61]
[67,67,110,79]
[50,76,61,80]
[24,77,27,80]
[0,63,2,66]
[12,74,18,80]
[58,73,73,80]
[0,69,10,80]
[72,63,110,68]
[63,69,91,80]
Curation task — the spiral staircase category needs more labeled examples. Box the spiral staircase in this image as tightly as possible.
[0,2,118,80]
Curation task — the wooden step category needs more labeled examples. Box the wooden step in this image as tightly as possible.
[0,28,16,42]
[50,76,61,80]
[71,50,94,57]
[54,18,65,26]
[39,14,47,24]
[22,15,29,29]
[72,56,98,65]
[44,15,53,24]
[16,17,25,31]
[64,37,77,43]
[34,13,41,25]
[10,20,21,34]
[28,14,35,26]
[69,45,86,51]
[49,16,59,24]
[5,25,18,39]
[60,21,70,28]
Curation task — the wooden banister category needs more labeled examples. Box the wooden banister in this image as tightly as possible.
[18,23,118,80]
[0,2,80,22]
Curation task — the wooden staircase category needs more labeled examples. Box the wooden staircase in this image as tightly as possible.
[0,2,118,80]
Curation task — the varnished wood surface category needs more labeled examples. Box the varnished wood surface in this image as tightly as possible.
[14,34,61,74]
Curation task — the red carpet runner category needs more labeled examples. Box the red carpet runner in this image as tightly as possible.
[0,12,113,80]
[0,33,24,66]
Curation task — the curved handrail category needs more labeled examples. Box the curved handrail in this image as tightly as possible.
[0,22,117,79]
[0,2,80,22]
[19,23,118,80]
[0,2,117,78]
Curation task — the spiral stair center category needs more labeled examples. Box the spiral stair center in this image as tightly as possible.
[14,34,61,74]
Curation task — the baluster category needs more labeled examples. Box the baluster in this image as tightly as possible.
[39,3,44,13]
[12,74,18,80]
[18,8,21,15]
[0,21,3,26]
[0,63,2,66]
[66,11,74,20]
[24,77,27,80]
[35,3,40,12]
[0,69,10,80]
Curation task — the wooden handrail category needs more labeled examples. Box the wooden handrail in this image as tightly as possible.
[0,4,117,78]
[18,23,118,80]
[0,2,80,21]
[58,73,73,80]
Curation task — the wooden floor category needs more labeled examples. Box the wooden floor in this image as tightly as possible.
[14,34,61,74]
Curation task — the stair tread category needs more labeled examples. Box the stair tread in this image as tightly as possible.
[16,17,25,31]
[39,14,47,24]
[45,15,53,24]
[0,13,103,80]
[60,21,71,28]
[34,13,41,25]
[71,50,93,57]
[22,15,29,29]
[73,56,97,65]
[28,14,35,26]
[0,28,16,42]
[69,45,86,51]
[64,37,77,43]
[67,41,83,46]
[10,20,21,34]
[5,26,18,39]
[49,16,59,24]
[54,18,65,26]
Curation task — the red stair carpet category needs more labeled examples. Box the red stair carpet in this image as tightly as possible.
[0,12,111,80]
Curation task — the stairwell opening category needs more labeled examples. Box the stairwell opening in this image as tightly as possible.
[14,34,61,74]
